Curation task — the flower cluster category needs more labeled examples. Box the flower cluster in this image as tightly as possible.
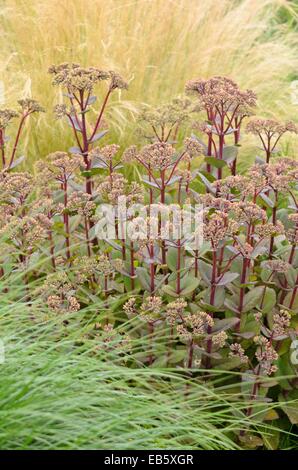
[0,109,19,129]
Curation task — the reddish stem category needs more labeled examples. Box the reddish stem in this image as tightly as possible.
[130,241,135,290]
[8,113,28,169]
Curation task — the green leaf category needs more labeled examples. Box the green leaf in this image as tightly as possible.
[67,115,82,132]
[198,172,216,194]
[167,248,178,272]
[180,277,200,296]
[259,192,274,208]
[87,95,97,105]
[69,146,82,154]
[204,156,227,169]
[283,290,298,311]
[222,145,238,164]
[204,286,225,308]
[263,429,280,450]
[279,391,298,424]
[198,259,212,285]
[255,156,266,165]
[239,434,263,449]
[9,155,25,169]
[243,286,264,312]
[216,272,239,286]
[224,296,240,314]
[89,129,108,143]
[135,267,151,291]
[162,284,179,297]
[260,287,276,313]
[141,177,160,189]
[285,265,297,288]
[212,317,239,332]
[276,354,296,390]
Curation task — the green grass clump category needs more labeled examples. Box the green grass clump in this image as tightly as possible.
[0,288,296,450]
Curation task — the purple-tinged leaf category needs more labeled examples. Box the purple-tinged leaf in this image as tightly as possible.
[9,155,25,169]
[87,95,97,105]
[89,130,109,143]
[216,272,239,286]
[69,146,82,154]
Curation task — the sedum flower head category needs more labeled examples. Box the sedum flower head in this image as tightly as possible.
[165,299,187,325]
[49,62,110,92]
[272,309,291,336]
[109,71,128,90]
[246,118,298,137]
[54,104,68,119]
[177,311,214,342]
[0,108,19,129]
[90,144,120,163]
[0,171,33,205]
[96,173,143,205]
[49,63,127,94]
[44,152,81,182]
[263,259,291,274]
[229,343,248,364]
[123,297,137,318]
[122,145,138,164]
[18,98,45,114]
[255,221,284,239]
[140,296,163,323]
[67,191,95,217]
[212,331,228,348]
[203,210,238,249]
[183,137,203,157]
[185,76,256,112]
[254,336,278,375]
[140,142,175,170]
[232,201,266,224]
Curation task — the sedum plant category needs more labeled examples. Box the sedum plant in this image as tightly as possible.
[0,69,297,449]
[0,99,44,170]
[49,63,128,196]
